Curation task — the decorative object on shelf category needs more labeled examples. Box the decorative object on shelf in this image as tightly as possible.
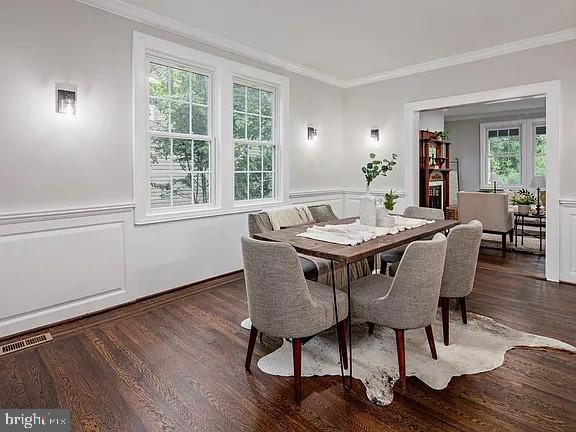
[419,130,450,211]
[530,176,546,215]
[307,125,318,141]
[359,153,398,226]
[512,188,536,215]
[383,190,400,211]
[433,130,449,141]
[376,199,395,228]
[489,173,500,193]
[56,83,77,115]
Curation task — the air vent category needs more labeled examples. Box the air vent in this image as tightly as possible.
[0,332,53,356]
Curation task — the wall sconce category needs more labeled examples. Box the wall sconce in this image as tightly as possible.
[370,128,380,143]
[56,83,77,115]
[307,125,318,142]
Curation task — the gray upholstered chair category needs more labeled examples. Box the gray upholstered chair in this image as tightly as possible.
[248,212,319,281]
[380,206,445,274]
[458,191,513,255]
[351,233,448,388]
[241,236,348,401]
[439,220,483,346]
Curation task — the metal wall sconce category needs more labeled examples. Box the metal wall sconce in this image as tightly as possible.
[370,128,380,143]
[56,83,77,115]
[307,125,318,141]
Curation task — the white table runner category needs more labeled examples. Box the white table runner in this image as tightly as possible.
[297,216,435,246]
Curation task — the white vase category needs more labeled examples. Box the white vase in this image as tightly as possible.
[376,207,395,228]
[517,204,530,215]
[359,187,376,226]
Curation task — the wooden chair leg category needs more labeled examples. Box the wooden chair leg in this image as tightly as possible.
[424,325,438,359]
[441,297,450,346]
[368,322,375,335]
[501,233,507,256]
[394,329,406,389]
[245,326,258,371]
[508,229,514,242]
[292,338,302,401]
[459,297,468,324]
[337,319,349,370]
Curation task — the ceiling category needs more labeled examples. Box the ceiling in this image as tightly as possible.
[440,97,546,120]
[88,0,576,84]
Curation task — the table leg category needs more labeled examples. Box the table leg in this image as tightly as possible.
[521,216,525,246]
[539,218,543,252]
[330,260,346,389]
[514,215,518,247]
[347,263,353,389]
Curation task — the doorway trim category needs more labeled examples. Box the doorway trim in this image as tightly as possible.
[403,80,560,281]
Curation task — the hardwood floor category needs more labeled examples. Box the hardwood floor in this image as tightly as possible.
[1,252,574,431]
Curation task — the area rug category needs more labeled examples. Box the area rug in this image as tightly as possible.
[248,313,574,405]
[482,230,545,255]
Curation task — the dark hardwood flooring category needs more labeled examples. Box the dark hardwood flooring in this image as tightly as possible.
[1,251,575,431]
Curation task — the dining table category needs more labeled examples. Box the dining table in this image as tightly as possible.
[253,216,459,389]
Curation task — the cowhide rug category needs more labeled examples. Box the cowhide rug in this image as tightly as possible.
[241,314,575,405]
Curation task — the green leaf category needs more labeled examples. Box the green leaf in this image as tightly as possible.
[369,153,376,159]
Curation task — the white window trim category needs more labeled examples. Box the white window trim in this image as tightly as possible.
[479,118,545,189]
[133,31,289,224]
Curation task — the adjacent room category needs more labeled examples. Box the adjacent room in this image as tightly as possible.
[1,1,575,431]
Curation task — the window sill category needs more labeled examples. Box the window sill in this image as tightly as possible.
[135,200,287,225]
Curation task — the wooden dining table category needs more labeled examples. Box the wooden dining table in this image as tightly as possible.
[254,216,459,388]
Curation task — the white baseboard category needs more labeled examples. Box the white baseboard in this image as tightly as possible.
[560,199,576,283]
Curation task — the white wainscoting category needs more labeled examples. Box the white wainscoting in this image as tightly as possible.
[0,207,133,337]
[560,199,576,284]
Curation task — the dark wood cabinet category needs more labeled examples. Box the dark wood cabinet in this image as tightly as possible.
[419,130,451,211]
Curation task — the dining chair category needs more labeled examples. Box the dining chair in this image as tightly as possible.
[241,236,349,401]
[351,233,447,388]
[439,220,483,346]
[380,206,445,274]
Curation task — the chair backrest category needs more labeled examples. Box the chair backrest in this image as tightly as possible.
[440,220,483,298]
[241,236,322,338]
[458,191,510,232]
[385,233,447,329]
[247,213,273,237]
[403,206,445,220]
[308,204,338,223]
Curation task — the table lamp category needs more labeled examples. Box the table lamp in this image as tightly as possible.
[489,173,500,193]
[531,176,546,214]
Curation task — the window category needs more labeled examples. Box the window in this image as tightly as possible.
[148,61,212,209]
[233,82,276,201]
[534,125,546,177]
[486,127,521,186]
[480,119,546,189]
[133,32,289,224]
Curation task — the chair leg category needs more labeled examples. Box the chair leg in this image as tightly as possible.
[508,229,514,242]
[394,329,406,389]
[380,261,387,275]
[424,325,438,360]
[292,338,302,401]
[368,322,375,335]
[337,319,349,370]
[459,297,468,324]
[501,233,507,256]
[441,297,450,346]
[245,326,258,371]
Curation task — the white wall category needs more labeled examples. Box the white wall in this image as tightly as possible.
[420,111,445,132]
[446,110,546,192]
[0,0,347,337]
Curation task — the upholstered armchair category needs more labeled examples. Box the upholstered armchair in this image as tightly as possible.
[351,233,448,388]
[457,192,513,255]
[241,236,348,401]
[439,220,483,345]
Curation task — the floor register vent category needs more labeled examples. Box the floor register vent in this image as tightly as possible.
[0,332,53,356]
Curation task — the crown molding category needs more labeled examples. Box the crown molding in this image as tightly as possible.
[74,0,346,87]
[445,107,546,122]
[73,0,575,89]
[343,28,576,88]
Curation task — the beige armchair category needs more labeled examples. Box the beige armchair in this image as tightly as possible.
[457,192,514,255]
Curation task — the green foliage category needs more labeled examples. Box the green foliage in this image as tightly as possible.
[488,133,521,185]
[384,190,400,211]
[512,188,536,205]
[361,153,398,188]
[434,130,449,141]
